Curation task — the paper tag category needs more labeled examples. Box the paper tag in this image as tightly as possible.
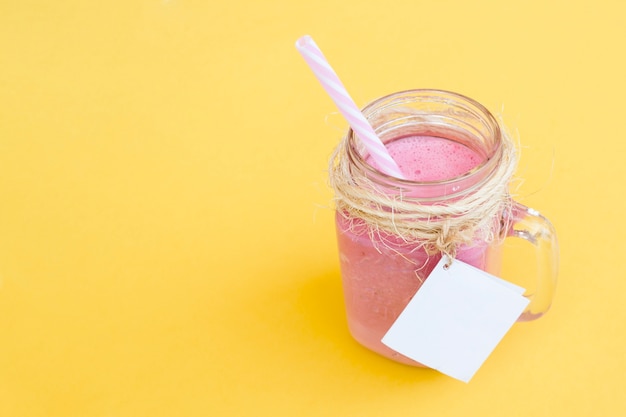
[381,258,530,383]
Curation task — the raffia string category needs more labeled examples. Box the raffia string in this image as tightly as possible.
[329,127,518,260]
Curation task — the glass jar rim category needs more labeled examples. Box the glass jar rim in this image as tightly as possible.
[345,88,504,192]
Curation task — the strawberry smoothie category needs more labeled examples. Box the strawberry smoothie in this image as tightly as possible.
[336,135,501,366]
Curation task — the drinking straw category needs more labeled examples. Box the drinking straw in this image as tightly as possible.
[295,35,405,179]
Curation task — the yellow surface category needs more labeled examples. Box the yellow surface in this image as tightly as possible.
[0,1,624,416]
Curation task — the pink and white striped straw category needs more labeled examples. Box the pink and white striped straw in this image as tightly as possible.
[295,35,405,179]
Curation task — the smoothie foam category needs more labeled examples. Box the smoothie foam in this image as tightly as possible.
[370,135,483,181]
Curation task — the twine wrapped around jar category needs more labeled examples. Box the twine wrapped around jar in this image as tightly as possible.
[329,125,519,260]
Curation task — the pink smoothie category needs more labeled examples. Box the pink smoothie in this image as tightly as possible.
[336,135,499,366]
[371,134,483,181]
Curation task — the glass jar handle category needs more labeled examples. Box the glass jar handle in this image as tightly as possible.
[507,201,559,321]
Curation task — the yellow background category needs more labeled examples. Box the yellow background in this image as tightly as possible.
[1,1,624,416]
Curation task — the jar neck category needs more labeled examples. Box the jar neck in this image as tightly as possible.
[346,89,503,201]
